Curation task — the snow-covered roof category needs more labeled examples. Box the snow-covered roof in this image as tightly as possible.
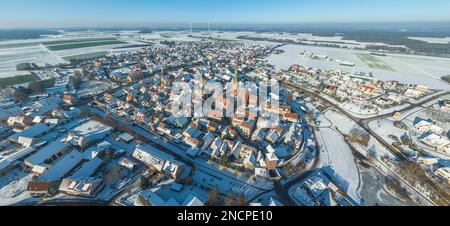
[182,195,205,206]
[9,124,51,142]
[0,106,23,120]
[118,132,134,142]
[4,147,36,163]
[71,120,113,137]
[25,140,68,167]
[71,157,104,179]
[39,150,83,181]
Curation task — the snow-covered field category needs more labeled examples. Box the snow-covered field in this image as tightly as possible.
[315,126,361,202]
[0,45,65,77]
[54,44,128,59]
[267,44,450,90]
[312,109,361,202]
[408,36,450,44]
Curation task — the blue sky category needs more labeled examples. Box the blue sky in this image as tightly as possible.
[1,0,450,28]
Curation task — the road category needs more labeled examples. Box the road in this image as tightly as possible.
[283,81,444,206]
[274,170,316,206]
[88,107,273,194]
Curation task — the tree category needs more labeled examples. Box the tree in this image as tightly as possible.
[72,75,83,88]
[400,133,412,146]
[441,75,450,83]
[224,193,248,206]
[206,187,221,206]
[139,176,150,189]
[234,194,248,206]
[348,126,370,147]
[11,87,29,101]
[29,82,44,93]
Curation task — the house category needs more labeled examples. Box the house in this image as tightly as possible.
[182,195,205,206]
[7,116,33,127]
[133,145,185,179]
[83,141,111,160]
[156,122,171,135]
[420,133,450,154]
[361,85,375,95]
[38,150,84,182]
[200,132,214,151]
[27,181,60,197]
[266,130,280,144]
[24,140,69,168]
[282,113,299,123]
[162,160,185,179]
[413,117,444,135]
[243,151,256,170]
[118,132,135,143]
[118,157,137,171]
[265,147,279,170]
[404,89,422,98]
[255,167,269,178]
[9,123,51,143]
[434,167,450,185]
[18,136,37,148]
[0,147,36,174]
[0,106,23,121]
[66,120,113,149]
[63,94,77,105]
[209,137,223,155]
[63,107,81,119]
[52,108,65,118]
[134,189,175,206]
[45,118,62,126]
[71,158,104,179]
[230,142,242,160]
[239,122,254,137]
[219,142,229,156]
[184,136,202,148]
[252,129,266,142]
[32,116,45,124]
[58,178,104,197]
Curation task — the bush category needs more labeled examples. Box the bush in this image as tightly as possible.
[348,127,370,147]
[441,75,450,83]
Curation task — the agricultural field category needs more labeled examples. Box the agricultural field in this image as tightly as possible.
[0,45,66,78]
[356,54,395,71]
[0,74,36,88]
[42,37,119,46]
[267,43,450,90]
[62,51,108,61]
[45,39,126,51]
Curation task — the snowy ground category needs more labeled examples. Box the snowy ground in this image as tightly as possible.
[358,165,417,206]
[0,171,34,206]
[76,81,114,98]
[0,45,65,77]
[313,108,361,202]
[267,44,450,90]
[315,127,361,202]
[408,37,450,44]
[54,43,129,59]
[324,109,414,205]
